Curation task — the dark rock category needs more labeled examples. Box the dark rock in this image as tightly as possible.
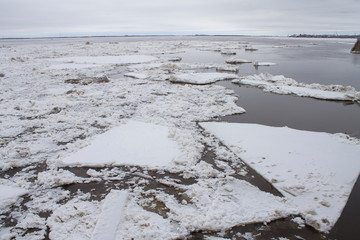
[351,39,360,54]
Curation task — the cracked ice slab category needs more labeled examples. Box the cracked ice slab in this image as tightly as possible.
[200,122,360,232]
[52,120,185,168]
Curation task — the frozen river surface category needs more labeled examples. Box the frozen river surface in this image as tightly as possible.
[0,36,359,240]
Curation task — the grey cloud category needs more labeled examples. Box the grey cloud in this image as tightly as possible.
[0,0,359,37]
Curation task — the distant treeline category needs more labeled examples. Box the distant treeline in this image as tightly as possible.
[290,34,360,39]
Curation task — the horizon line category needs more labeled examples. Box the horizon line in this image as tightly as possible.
[1,33,360,40]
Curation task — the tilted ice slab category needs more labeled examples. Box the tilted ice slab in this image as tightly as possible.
[49,55,157,65]
[200,122,360,232]
[0,183,28,210]
[233,73,360,102]
[170,72,238,85]
[92,190,128,240]
[52,120,186,168]
[158,177,297,231]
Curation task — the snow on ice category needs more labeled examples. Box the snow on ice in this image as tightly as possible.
[52,120,194,168]
[233,73,360,102]
[0,182,28,210]
[157,177,297,231]
[200,122,360,232]
[253,61,277,66]
[170,72,239,85]
[225,58,252,64]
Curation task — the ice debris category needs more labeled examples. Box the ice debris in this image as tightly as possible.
[233,72,360,102]
[170,72,238,85]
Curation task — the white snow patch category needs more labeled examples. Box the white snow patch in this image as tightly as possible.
[0,183,28,210]
[234,73,360,101]
[170,72,238,85]
[160,177,297,232]
[200,122,360,232]
[52,120,186,168]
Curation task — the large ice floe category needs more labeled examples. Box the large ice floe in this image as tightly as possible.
[200,122,360,232]
[52,120,196,168]
[234,72,360,102]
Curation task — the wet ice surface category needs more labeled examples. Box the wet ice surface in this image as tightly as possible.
[0,36,360,239]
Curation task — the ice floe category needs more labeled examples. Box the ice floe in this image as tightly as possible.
[225,58,252,64]
[92,190,128,240]
[170,72,238,85]
[158,177,297,231]
[168,57,182,62]
[52,120,192,168]
[0,182,28,210]
[253,61,277,66]
[200,122,360,232]
[233,73,360,102]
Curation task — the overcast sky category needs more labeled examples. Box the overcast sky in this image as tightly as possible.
[1,0,359,37]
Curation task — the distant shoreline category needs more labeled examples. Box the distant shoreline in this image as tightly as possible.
[289,34,360,39]
[1,34,359,40]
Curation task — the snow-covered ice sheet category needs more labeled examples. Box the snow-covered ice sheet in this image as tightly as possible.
[0,183,28,210]
[159,177,297,231]
[200,122,360,232]
[234,73,360,102]
[170,72,238,85]
[52,120,190,168]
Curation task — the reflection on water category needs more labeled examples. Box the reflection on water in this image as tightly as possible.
[216,81,360,138]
